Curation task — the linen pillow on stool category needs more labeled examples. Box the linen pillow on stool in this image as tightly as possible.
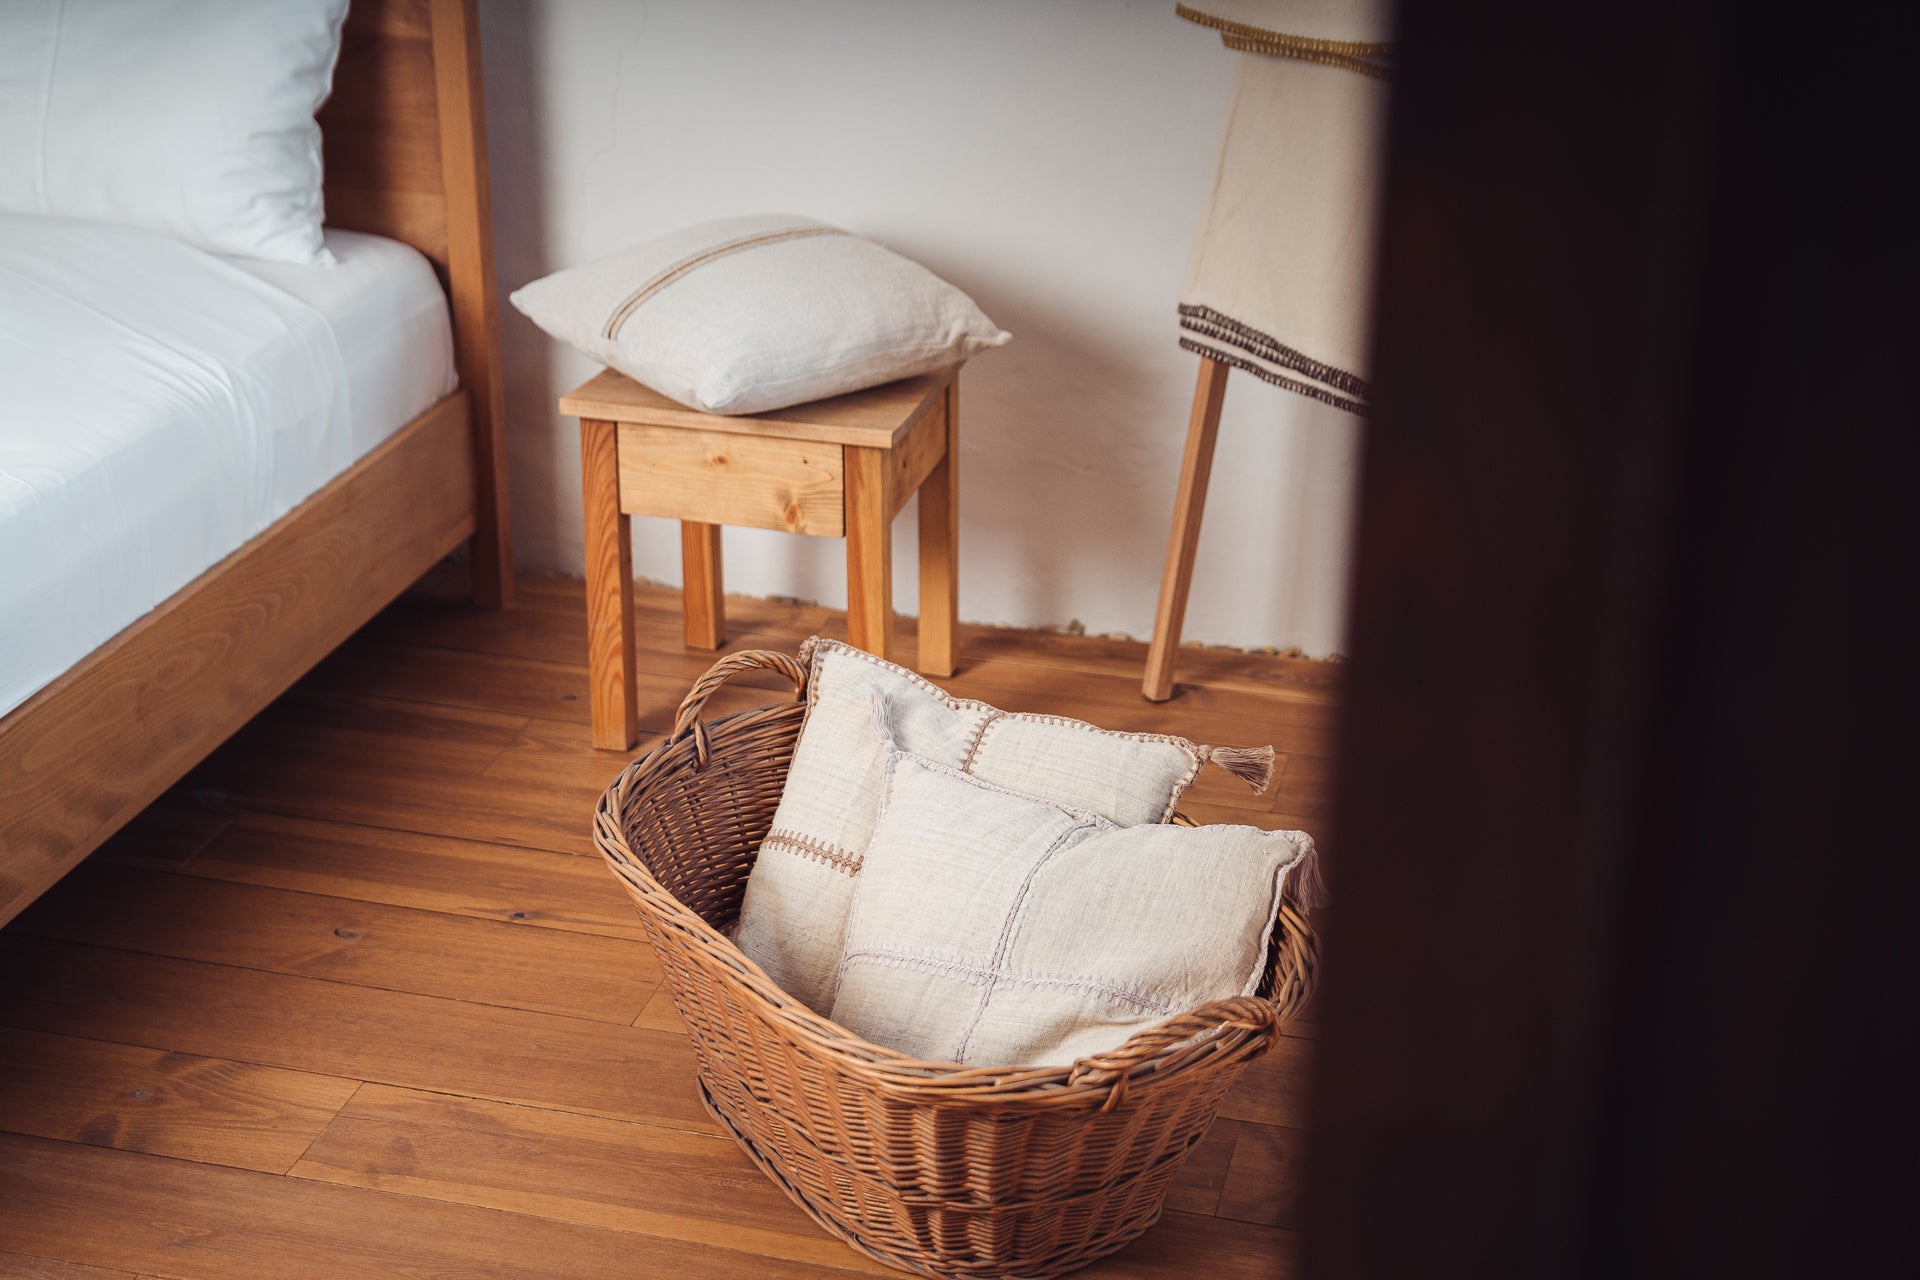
[829,739,1315,1067]
[732,638,1276,1014]
[509,213,1009,415]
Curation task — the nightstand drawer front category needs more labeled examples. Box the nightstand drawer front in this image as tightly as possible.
[616,422,845,535]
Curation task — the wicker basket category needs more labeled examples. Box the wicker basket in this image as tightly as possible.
[591,649,1319,1280]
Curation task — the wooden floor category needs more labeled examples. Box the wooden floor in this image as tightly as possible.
[0,570,1336,1280]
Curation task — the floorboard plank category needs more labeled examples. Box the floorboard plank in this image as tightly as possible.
[1077,1212,1297,1279]
[1266,750,1336,821]
[632,985,685,1035]
[1217,1034,1313,1130]
[289,1084,896,1274]
[175,812,650,942]
[0,1248,143,1279]
[175,694,606,854]
[186,763,599,856]
[9,864,658,1024]
[191,687,528,776]
[954,623,1341,705]
[0,1133,860,1280]
[0,1028,355,1174]
[940,660,1338,750]
[479,715,657,798]
[303,641,792,733]
[363,587,832,670]
[1163,1118,1240,1216]
[85,804,230,874]
[0,936,716,1135]
[1217,1121,1310,1231]
[169,689,595,850]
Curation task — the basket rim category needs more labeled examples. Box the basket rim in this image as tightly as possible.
[592,677,1319,1112]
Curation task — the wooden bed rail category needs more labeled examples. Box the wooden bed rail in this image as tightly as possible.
[1,0,512,923]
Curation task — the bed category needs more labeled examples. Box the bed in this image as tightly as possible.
[0,0,512,925]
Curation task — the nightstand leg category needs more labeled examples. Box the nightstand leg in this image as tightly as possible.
[581,419,638,750]
[845,446,895,661]
[916,379,959,677]
[681,521,726,649]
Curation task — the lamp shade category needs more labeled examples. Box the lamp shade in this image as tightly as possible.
[1176,0,1393,415]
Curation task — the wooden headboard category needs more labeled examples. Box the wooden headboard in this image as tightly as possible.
[317,0,512,606]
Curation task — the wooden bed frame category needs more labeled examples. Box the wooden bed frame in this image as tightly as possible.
[0,0,512,927]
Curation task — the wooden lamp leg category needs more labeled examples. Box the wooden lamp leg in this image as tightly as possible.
[916,378,960,678]
[845,446,895,662]
[1143,357,1230,702]
[680,521,726,649]
[581,419,638,749]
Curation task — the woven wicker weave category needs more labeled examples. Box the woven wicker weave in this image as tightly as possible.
[591,649,1319,1280]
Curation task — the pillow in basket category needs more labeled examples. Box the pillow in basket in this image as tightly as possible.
[508,213,1010,415]
[731,638,1276,1015]
[829,735,1316,1067]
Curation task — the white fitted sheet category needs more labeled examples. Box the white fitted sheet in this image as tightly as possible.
[0,216,457,716]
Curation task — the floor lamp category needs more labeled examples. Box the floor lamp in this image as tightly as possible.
[1143,1,1390,701]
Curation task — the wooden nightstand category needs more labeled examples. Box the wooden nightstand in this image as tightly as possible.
[560,368,961,750]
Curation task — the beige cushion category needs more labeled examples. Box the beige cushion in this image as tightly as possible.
[733,639,1265,1014]
[509,213,1009,415]
[827,746,1312,1067]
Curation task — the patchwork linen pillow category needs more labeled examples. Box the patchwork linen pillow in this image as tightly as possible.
[828,744,1315,1067]
[508,213,1010,415]
[732,639,1274,1014]
[0,0,348,265]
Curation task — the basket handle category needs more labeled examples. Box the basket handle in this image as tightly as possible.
[1067,995,1278,1111]
[669,648,811,764]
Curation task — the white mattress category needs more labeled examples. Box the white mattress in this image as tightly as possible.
[0,216,457,717]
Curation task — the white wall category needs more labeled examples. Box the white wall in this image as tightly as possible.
[480,0,1362,655]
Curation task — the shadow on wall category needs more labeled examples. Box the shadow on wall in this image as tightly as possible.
[478,0,563,570]
[895,238,1174,631]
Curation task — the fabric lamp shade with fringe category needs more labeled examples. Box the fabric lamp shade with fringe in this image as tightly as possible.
[1143,0,1393,701]
[1175,0,1393,413]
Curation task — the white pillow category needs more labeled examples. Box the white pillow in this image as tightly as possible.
[509,214,1011,415]
[828,744,1314,1067]
[732,639,1275,1015]
[0,0,347,265]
